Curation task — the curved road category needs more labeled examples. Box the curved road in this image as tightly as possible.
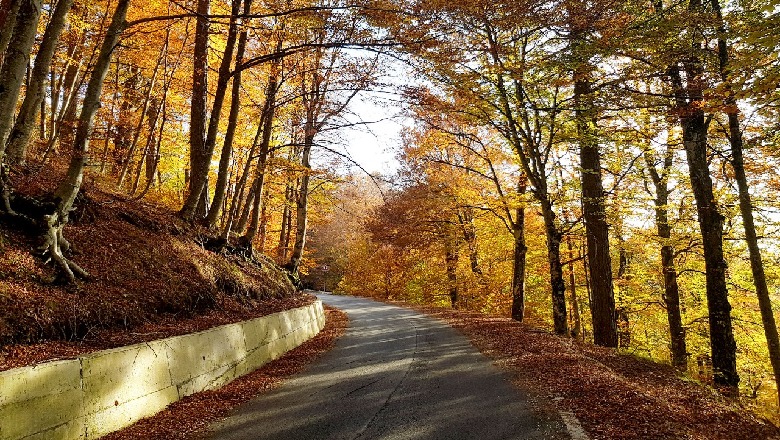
[206,293,569,439]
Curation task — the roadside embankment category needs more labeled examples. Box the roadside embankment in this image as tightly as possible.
[0,301,324,440]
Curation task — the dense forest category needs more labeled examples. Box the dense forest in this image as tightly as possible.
[1,0,780,423]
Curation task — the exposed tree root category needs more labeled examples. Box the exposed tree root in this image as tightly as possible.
[41,213,90,284]
[0,180,89,284]
[0,164,17,215]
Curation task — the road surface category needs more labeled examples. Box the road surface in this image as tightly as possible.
[206,293,569,439]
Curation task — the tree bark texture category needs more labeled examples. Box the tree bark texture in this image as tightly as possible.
[188,0,240,223]
[0,0,20,69]
[670,45,738,391]
[511,182,527,322]
[207,0,252,228]
[5,0,75,165]
[444,227,459,309]
[243,68,280,246]
[712,0,780,401]
[644,144,688,370]
[276,183,292,261]
[0,0,43,154]
[286,132,314,274]
[47,0,130,282]
[574,69,618,348]
[541,198,569,335]
[567,236,583,339]
[116,47,164,188]
[181,0,211,220]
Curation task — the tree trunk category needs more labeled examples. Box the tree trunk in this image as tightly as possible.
[511,181,527,321]
[669,40,738,391]
[540,198,569,335]
[0,0,43,153]
[444,227,459,309]
[681,102,737,392]
[39,54,83,168]
[5,0,75,166]
[207,0,252,228]
[574,66,618,348]
[52,42,83,144]
[180,0,211,220]
[135,97,167,199]
[643,142,688,369]
[566,235,583,339]
[131,96,161,194]
[712,0,779,401]
[221,121,261,239]
[457,206,482,277]
[242,67,281,246]
[185,0,241,222]
[286,131,314,274]
[277,183,292,261]
[0,0,20,69]
[223,137,260,237]
[46,0,130,282]
[257,189,269,252]
[116,46,164,189]
[234,183,255,234]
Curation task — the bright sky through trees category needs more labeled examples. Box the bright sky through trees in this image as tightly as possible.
[339,94,404,174]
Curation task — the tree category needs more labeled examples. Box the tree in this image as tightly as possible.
[4,0,76,166]
[0,0,43,153]
[666,0,738,393]
[283,7,380,275]
[207,0,254,228]
[567,0,618,347]
[180,0,211,220]
[710,0,780,405]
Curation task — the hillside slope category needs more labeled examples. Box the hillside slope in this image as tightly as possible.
[0,175,304,370]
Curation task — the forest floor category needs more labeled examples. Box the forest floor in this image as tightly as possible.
[407,303,780,440]
[0,168,305,371]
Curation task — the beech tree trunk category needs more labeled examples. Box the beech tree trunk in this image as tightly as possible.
[135,96,166,199]
[712,0,780,402]
[643,142,688,370]
[444,227,459,309]
[131,96,160,194]
[456,206,482,277]
[482,20,568,334]
[5,0,75,165]
[541,198,569,335]
[277,183,293,261]
[45,0,130,282]
[221,121,262,239]
[0,0,42,213]
[116,47,164,188]
[0,0,43,153]
[573,52,618,348]
[564,235,582,339]
[207,0,252,228]
[670,40,738,391]
[234,184,255,234]
[286,131,314,274]
[242,65,281,247]
[181,0,211,220]
[0,0,20,68]
[511,181,527,322]
[186,0,240,223]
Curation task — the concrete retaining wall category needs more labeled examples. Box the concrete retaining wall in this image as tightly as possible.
[0,301,325,440]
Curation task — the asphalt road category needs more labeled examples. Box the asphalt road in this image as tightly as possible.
[206,293,569,440]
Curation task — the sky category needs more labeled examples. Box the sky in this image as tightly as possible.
[337,93,406,175]
[313,50,416,177]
